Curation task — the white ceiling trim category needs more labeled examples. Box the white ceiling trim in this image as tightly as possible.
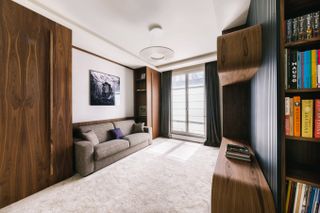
[157,52,217,72]
[13,0,157,70]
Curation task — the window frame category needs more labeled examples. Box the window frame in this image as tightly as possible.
[170,67,206,138]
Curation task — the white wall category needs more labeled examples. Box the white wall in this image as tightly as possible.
[72,48,134,123]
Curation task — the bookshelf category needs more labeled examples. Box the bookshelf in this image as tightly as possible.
[134,67,160,138]
[280,0,320,211]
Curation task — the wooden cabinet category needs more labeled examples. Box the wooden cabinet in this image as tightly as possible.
[134,67,160,138]
[0,0,73,207]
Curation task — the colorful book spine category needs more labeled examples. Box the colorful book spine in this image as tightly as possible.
[293,96,301,137]
[311,50,317,88]
[304,51,311,89]
[301,51,304,88]
[297,51,302,89]
[301,99,314,138]
[286,180,292,213]
[287,19,293,42]
[290,98,294,136]
[315,99,320,139]
[318,50,320,88]
[285,97,290,136]
[290,50,298,89]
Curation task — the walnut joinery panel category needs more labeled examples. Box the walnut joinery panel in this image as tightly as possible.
[217,25,262,86]
[50,24,73,184]
[0,0,73,208]
[151,70,160,138]
[211,138,275,213]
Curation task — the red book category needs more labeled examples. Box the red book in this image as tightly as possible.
[285,97,290,136]
[315,99,320,139]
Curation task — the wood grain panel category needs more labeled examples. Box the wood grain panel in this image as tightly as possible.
[0,0,73,207]
[222,82,251,142]
[151,70,160,138]
[146,68,153,127]
[50,23,73,183]
[211,138,275,213]
[0,0,51,207]
[217,25,262,86]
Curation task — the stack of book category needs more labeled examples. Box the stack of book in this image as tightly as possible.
[225,144,251,162]
[286,11,319,43]
[285,97,320,139]
[285,49,320,89]
[285,180,320,213]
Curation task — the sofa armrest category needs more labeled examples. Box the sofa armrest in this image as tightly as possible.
[143,126,153,144]
[74,140,94,176]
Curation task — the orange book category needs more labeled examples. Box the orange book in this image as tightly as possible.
[293,96,301,137]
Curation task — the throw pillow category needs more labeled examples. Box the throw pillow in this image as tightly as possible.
[110,128,124,139]
[131,122,145,133]
[82,130,99,146]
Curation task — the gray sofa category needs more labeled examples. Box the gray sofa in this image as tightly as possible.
[74,120,152,176]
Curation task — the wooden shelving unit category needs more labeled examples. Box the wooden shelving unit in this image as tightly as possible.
[285,136,320,143]
[134,67,160,138]
[280,0,320,211]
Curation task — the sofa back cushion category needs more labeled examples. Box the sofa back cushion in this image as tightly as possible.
[78,122,114,143]
[82,130,99,146]
[113,120,135,136]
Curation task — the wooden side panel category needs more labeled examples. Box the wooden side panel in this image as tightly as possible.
[151,70,160,138]
[146,68,152,127]
[217,25,262,86]
[0,0,51,207]
[222,82,251,142]
[50,24,73,183]
[211,138,275,213]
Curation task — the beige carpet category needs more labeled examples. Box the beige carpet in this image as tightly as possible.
[1,138,219,213]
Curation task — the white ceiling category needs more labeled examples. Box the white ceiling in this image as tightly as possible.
[16,0,251,71]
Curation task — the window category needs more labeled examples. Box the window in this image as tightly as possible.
[171,68,206,137]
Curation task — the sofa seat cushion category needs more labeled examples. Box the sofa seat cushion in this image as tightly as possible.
[94,139,129,160]
[124,133,150,147]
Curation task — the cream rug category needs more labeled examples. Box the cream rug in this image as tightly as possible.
[1,138,219,213]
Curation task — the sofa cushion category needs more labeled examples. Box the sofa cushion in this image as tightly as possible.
[94,139,129,160]
[113,120,135,136]
[82,130,99,146]
[131,122,145,133]
[110,128,124,139]
[78,123,114,143]
[123,133,151,147]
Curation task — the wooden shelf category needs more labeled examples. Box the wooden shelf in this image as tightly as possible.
[284,36,320,48]
[286,169,320,188]
[136,78,146,82]
[285,88,320,93]
[136,89,146,92]
[285,136,320,143]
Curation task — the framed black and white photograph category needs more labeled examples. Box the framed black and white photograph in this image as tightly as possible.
[89,70,120,106]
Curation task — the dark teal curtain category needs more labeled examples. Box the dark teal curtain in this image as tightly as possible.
[204,61,222,147]
[160,71,172,137]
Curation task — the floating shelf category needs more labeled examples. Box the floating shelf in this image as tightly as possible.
[136,78,146,82]
[285,136,320,143]
[286,169,320,188]
[285,36,320,48]
[136,89,146,92]
[285,88,320,93]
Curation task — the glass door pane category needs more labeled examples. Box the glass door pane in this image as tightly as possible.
[171,74,186,132]
[188,72,205,136]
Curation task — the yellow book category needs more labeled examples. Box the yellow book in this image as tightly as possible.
[301,100,314,138]
[311,50,317,88]
[285,180,292,213]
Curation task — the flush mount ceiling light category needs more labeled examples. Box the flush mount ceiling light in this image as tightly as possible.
[139,25,174,62]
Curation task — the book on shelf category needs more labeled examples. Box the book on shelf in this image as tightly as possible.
[302,99,314,138]
[293,96,301,137]
[318,50,320,88]
[285,97,290,136]
[315,99,320,139]
[286,180,320,213]
[290,98,294,136]
[225,144,251,162]
[285,48,320,90]
[286,11,320,43]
